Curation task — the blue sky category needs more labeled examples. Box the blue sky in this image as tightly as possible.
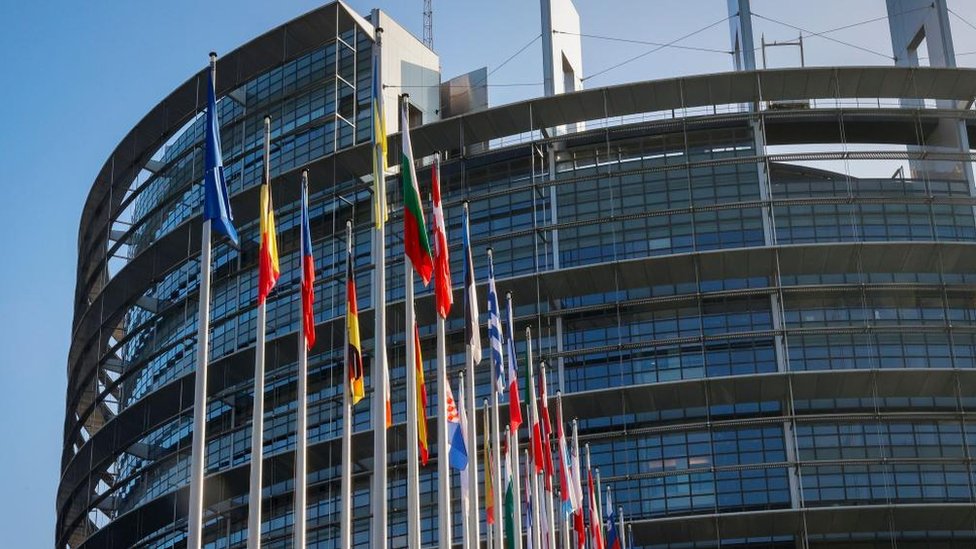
[0,1,974,547]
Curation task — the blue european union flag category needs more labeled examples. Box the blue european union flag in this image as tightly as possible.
[203,62,239,247]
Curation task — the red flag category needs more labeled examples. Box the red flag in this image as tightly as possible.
[574,509,586,548]
[300,181,316,350]
[539,365,555,490]
[431,155,453,318]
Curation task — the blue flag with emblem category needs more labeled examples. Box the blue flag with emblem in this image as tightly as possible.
[203,61,239,246]
[486,250,505,393]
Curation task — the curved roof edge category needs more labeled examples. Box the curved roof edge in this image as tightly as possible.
[80,59,976,274]
[75,1,373,296]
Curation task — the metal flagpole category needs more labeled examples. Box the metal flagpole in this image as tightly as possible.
[458,371,471,549]
[559,393,570,549]
[484,398,493,549]
[188,220,212,549]
[562,508,571,549]
[187,52,219,549]
[531,452,542,549]
[492,373,504,546]
[341,221,354,549]
[524,449,533,549]
[526,327,542,549]
[247,115,272,549]
[626,524,632,549]
[584,444,592,549]
[435,153,452,549]
[506,429,513,546]
[294,170,310,549]
[540,360,556,549]
[617,507,625,549]
[507,294,523,549]
[572,420,583,549]
[488,249,503,549]
[371,14,389,549]
[594,468,604,545]
[463,201,481,549]
[402,93,422,549]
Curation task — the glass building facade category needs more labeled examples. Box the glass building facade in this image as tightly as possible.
[60,4,976,548]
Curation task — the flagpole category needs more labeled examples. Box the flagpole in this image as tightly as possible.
[463,201,481,549]
[458,371,471,549]
[572,420,583,549]
[434,152,453,549]
[526,327,542,549]
[524,449,532,548]
[617,507,625,549]
[626,524,632,549]
[401,93,423,549]
[294,170,311,549]
[584,444,592,549]
[505,428,512,547]
[562,509,571,549]
[528,449,540,549]
[437,310,451,549]
[540,361,556,549]
[484,398,493,548]
[594,468,604,546]
[557,393,570,549]
[246,114,272,549]
[187,52,219,549]
[188,217,212,549]
[488,251,504,549]
[340,221,354,549]
[507,293,523,549]
[371,20,389,549]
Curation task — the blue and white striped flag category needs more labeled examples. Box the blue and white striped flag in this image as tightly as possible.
[486,250,505,393]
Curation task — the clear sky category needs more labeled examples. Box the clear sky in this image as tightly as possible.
[0,1,974,547]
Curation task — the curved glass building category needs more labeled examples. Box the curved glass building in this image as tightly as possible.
[60,2,976,548]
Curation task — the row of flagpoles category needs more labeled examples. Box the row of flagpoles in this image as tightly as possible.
[187,43,639,549]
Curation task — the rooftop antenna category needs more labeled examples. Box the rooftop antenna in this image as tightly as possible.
[760,33,805,69]
[423,0,433,48]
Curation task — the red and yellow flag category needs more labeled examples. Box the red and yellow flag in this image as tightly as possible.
[257,179,279,304]
[346,246,364,405]
[414,323,429,465]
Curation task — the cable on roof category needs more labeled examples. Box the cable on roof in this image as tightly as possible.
[386,82,543,89]
[751,11,895,60]
[775,2,933,44]
[486,33,543,78]
[383,33,542,98]
[553,30,733,56]
[581,14,733,83]
[948,7,976,34]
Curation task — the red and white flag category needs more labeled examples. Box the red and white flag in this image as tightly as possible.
[431,154,452,318]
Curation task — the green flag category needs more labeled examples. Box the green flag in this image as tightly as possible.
[504,441,516,549]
